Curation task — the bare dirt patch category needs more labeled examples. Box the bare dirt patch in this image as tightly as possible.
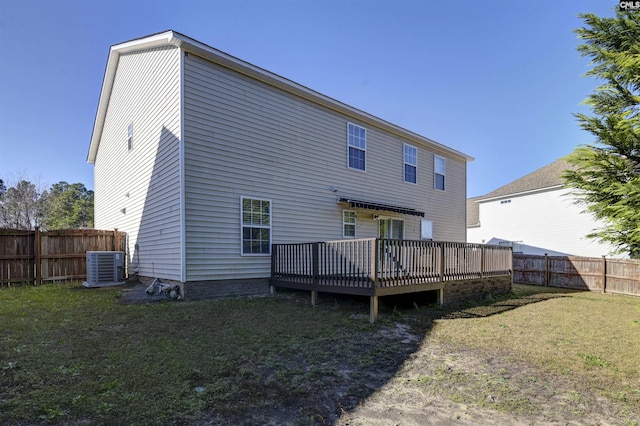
[336,330,632,425]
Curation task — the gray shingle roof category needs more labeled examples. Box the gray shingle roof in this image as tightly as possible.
[467,157,573,226]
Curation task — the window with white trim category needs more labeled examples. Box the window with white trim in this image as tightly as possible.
[434,155,446,191]
[241,197,271,255]
[127,123,133,151]
[343,210,356,237]
[404,144,417,183]
[347,123,366,171]
[421,220,433,240]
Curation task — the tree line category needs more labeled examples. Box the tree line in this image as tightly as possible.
[0,179,93,230]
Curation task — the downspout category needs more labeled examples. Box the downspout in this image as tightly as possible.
[179,45,187,284]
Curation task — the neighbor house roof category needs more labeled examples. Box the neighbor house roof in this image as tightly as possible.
[88,30,473,164]
[467,158,574,227]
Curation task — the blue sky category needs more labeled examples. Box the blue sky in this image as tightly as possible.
[0,0,617,197]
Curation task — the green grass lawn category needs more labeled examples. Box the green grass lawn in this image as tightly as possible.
[1,283,639,425]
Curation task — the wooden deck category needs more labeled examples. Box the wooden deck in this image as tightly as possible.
[270,238,512,322]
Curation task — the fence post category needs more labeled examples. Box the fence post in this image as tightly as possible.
[114,228,120,251]
[34,227,42,285]
[601,255,607,294]
[480,246,485,279]
[544,254,549,286]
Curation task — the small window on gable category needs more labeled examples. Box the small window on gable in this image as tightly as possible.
[404,144,417,184]
[434,155,446,191]
[127,123,133,151]
[343,210,356,238]
[347,123,366,171]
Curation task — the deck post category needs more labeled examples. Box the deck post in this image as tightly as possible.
[311,290,318,306]
[271,243,277,277]
[372,239,379,285]
[312,242,319,285]
[370,295,378,324]
[437,287,444,306]
[439,242,445,282]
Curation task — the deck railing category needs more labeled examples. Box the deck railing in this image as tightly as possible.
[271,238,512,288]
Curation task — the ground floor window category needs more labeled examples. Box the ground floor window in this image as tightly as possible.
[379,218,404,239]
[343,210,356,237]
[241,197,271,255]
[421,220,433,240]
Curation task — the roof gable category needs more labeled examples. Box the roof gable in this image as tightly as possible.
[88,30,473,164]
[477,158,572,201]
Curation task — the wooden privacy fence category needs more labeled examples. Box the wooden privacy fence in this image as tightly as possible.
[0,228,126,286]
[513,253,639,297]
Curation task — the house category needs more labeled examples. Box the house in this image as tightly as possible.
[467,158,617,257]
[88,30,474,299]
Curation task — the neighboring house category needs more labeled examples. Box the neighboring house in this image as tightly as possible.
[467,158,617,257]
[88,30,473,296]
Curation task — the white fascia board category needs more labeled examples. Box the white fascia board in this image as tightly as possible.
[476,185,566,203]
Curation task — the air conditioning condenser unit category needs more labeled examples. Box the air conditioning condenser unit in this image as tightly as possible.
[83,251,125,288]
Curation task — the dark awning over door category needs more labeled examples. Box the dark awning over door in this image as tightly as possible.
[338,197,425,217]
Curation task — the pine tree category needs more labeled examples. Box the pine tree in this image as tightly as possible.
[564,8,640,258]
[42,182,94,229]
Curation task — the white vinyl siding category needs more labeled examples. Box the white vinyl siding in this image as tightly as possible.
[93,46,182,281]
[467,188,617,257]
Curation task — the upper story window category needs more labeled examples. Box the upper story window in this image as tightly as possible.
[127,123,133,151]
[347,123,366,171]
[343,210,356,238]
[404,144,417,184]
[434,155,446,191]
[241,197,271,255]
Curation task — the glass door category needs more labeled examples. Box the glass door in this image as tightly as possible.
[379,218,404,239]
